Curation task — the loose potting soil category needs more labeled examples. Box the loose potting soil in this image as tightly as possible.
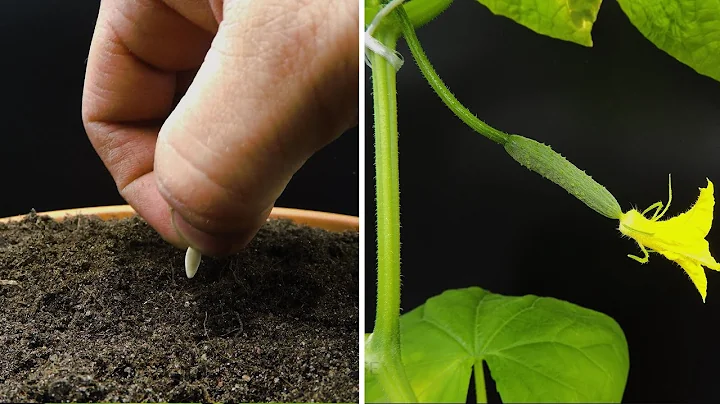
[0,212,358,402]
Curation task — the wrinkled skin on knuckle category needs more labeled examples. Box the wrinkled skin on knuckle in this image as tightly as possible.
[158,0,358,228]
[154,138,274,235]
[218,0,359,140]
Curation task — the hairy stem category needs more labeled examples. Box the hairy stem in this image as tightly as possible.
[368,22,417,403]
[397,7,510,145]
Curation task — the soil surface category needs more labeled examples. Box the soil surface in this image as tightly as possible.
[0,212,358,403]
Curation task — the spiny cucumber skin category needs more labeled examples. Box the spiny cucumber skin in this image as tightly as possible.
[505,135,622,220]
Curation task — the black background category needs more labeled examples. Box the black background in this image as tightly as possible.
[0,0,359,219]
[366,0,720,402]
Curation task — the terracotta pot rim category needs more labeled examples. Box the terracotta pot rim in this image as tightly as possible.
[0,205,359,233]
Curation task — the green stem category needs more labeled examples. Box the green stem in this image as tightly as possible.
[395,5,499,402]
[396,4,623,220]
[396,7,510,145]
[474,359,488,403]
[369,24,417,403]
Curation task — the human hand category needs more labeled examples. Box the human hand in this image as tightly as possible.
[82,0,358,256]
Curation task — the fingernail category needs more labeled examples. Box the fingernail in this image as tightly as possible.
[170,209,238,256]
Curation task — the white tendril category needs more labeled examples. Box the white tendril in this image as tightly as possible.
[365,0,406,71]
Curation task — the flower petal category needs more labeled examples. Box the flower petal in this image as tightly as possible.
[673,256,708,302]
[662,179,715,238]
[620,179,718,301]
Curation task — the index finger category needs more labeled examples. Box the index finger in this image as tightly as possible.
[82,0,214,247]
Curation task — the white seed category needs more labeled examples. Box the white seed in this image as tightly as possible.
[185,247,202,278]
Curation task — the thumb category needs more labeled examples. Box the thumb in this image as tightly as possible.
[155,0,358,256]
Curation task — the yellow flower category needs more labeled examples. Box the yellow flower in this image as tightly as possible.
[619,176,720,302]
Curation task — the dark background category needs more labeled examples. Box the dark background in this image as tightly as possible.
[366,0,720,402]
[0,0,358,219]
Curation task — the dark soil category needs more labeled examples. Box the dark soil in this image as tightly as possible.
[0,212,358,403]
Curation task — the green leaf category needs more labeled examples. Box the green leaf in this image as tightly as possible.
[405,0,455,29]
[617,0,720,82]
[365,0,454,33]
[476,0,603,46]
[365,287,629,403]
